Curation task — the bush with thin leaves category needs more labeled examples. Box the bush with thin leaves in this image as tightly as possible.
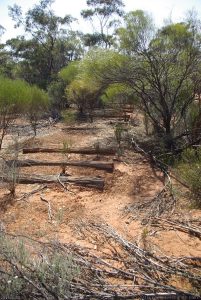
[0,233,80,299]
[0,77,30,149]
[177,148,201,207]
[25,85,49,136]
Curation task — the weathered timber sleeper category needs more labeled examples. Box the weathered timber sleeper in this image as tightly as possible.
[23,147,116,155]
[6,159,114,172]
[5,174,104,190]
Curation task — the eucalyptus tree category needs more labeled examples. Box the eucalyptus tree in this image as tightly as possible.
[8,0,83,89]
[81,0,125,48]
[118,14,201,149]
[0,26,16,78]
[80,11,201,150]
[0,44,16,78]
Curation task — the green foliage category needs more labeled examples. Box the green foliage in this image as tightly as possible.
[186,102,201,140]
[63,50,130,118]
[0,77,30,110]
[118,10,154,53]
[27,85,49,112]
[0,77,31,148]
[80,49,127,81]
[80,16,201,150]
[25,85,49,135]
[0,43,16,78]
[8,0,82,89]
[62,139,72,155]
[61,139,72,174]
[177,148,201,206]
[0,77,49,139]
[59,61,80,84]
[101,83,134,106]
[114,123,124,145]
[83,32,109,47]
[0,24,5,37]
[81,0,124,48]
[158,22,194,50]
[62,110,76,125]
[66,77,102,117]
[48,79,68,111]
[114,123,125,157]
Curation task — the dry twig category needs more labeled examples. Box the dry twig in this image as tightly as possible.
[40,195,53,222]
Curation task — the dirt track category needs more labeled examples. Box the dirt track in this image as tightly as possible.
[0,118,201,292]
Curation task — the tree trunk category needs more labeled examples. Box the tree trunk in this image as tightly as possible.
[5,174,104,190]
[6,159,114,172]
[164,120,175,151]
[23,147,116,155]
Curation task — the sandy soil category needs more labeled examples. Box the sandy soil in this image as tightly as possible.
[0,117,200,279]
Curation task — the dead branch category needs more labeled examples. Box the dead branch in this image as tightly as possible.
[150,217,201,240]
[40,195,53,222]
[17,185,47,202]
[1,227,200,300]
[57,174,76,195]
[124,185,176,224]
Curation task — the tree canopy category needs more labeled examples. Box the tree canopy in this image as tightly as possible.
[74,12,201,149]
[81,0,125,48]
[0,3,200,150]
[7,0,83,89]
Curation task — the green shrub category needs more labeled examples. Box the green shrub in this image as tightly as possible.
[0,77,30,149]
[177,148,201,206]
[25,85,49,136]
[62,110,76,125]
[0,233,80,298]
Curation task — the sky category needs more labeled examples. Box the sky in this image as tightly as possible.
[0,0,201,42]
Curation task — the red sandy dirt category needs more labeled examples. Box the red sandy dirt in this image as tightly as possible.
[0,118,201,292]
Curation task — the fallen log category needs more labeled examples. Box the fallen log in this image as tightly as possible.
[96,114,130,119]
[5,174,104,190]
[6,159,114,172]
[23,147,116,155]
[62,127,98,131]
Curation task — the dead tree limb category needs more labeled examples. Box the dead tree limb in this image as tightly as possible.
[150,217,201,239]
[17,185,47,202]
[40,195,53,222]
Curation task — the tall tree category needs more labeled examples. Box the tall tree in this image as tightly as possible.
[0,25,15,78]
[78,13,201,150]
[8,0,83,89]
[81,0,125,48]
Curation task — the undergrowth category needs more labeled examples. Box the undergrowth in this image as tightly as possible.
[176,147,201,207]
[0,233,79,299]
